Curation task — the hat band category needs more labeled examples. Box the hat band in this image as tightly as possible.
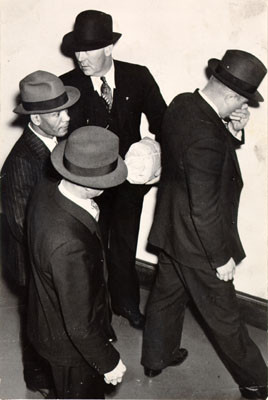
[22,92,68,111]
[64,156,118,177]
[216,65,257,94]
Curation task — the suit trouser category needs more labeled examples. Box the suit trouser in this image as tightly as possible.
[141,251,267,388]
[96,181,151,313]
[50,361,105,399]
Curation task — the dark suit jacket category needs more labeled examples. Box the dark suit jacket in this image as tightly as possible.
[60,60,167,156]
[149,90,246,270]
[27,179,119,373]
[1,126,57,286]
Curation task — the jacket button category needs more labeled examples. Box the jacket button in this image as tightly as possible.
[231,177,235,181]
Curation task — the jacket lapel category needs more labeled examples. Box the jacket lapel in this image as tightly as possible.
[53,184,101,239]
[113,60,129,129]
[24,126,51,160]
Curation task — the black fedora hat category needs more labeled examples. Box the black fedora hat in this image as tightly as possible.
[51,126,127,189]
[62,10,122,54]
[208,50,267,102]
[14,71,80,115]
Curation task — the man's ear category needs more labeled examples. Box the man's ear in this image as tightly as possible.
[104,44,114,57]
[30,114,41,126]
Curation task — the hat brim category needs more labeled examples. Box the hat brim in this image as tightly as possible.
[13,86,80,115]
[51,139,128,188]
[61,31,121,55]
[208,58,264,102]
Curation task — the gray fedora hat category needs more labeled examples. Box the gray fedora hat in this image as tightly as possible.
[14,70,80,114]
[62,10,121,54]
[208,49,267,102]
[51,126,127,188]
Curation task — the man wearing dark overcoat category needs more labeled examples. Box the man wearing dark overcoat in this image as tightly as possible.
[59,10,167,329]
[141,50,267,400]
[27,126,127,399]
[1,70,80,396]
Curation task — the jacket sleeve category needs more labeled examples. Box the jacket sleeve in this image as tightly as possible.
[1,156,37,244]
[50,239,120,375]
[140,67,167,140]
[184,136,232,269]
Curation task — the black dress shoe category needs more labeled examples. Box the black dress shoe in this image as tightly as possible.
[113,307,145,330]
[240,386,267,399]
[144,348,188,378]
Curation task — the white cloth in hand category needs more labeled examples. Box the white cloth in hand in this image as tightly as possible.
[125,137,161,184]
[104,359,126,385]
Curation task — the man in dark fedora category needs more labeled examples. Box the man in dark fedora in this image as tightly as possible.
[26,126,127,399]
[1,70,80,396]
[59,10,167,329]
[141,50,267,399]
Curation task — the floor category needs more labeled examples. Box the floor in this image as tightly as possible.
[0,272,267,400]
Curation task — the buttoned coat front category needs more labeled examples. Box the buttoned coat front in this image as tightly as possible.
[27,179,119,373]
[149,90,246,270]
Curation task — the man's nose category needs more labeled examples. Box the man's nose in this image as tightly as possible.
[75,51,85,61]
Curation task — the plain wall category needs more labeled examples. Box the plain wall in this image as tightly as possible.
[1,0,267,298]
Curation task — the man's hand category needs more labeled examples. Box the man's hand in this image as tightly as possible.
[228,103,250,135]
[104,359,126,385]
[216,257,236,281]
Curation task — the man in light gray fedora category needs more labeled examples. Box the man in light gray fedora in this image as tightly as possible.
[1,70,80,397]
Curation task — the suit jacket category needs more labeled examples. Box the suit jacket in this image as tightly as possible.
[1,126,57,286]
[60,60,167,157]
[27,179,119,373]
[149,90,246,270]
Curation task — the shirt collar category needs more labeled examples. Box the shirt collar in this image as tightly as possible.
[58,180,99,221]
[28,122,58,152]
[91,61,115,94]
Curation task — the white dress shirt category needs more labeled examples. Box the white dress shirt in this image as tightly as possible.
[91,61,115,95]
[28,123,58,152]
[58,180,100,221]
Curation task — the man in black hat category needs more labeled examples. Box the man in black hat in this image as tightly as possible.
[27,126,127,399]
[141,50,267,399]
[59,10,167,329]
[1,70,80,397]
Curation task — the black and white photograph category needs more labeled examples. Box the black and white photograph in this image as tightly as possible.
[0,0,267,399]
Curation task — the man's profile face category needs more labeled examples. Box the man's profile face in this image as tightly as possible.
[75,48,108,76]
[38,109,70,138]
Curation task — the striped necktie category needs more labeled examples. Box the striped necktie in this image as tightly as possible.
[100,76,113,112]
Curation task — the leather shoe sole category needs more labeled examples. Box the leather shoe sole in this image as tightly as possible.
[144,348,188,378]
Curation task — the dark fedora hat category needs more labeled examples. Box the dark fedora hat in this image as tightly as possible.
[14,70,80,115]
[62,10,122,54]
[51,126,127,188]
[208,50,267,102]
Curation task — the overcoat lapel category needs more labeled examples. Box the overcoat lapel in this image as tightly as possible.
[53,185,101,240]
[113,60,129,129]
[24,126,51,160]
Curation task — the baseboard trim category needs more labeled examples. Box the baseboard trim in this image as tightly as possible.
[136,259,267,331]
